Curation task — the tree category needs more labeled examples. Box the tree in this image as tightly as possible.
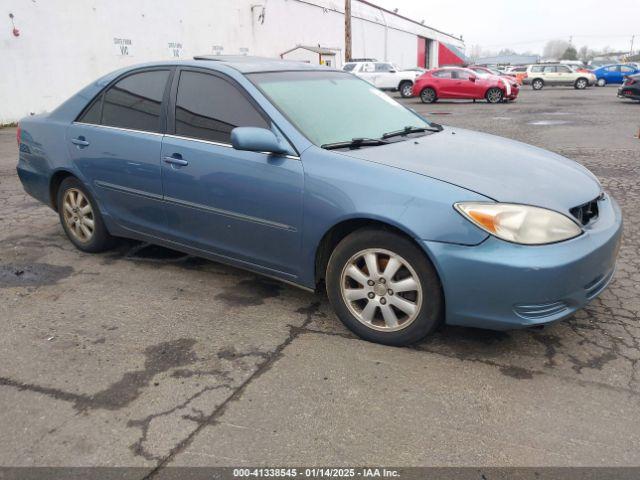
[543,40,571,60]
[561,46,578,60]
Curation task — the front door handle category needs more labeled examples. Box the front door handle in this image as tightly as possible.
[71,137,90,147]
[163,155,189,167]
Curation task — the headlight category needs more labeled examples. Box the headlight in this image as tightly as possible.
[455,202,582,245]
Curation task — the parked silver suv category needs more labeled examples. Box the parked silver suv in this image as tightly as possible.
[524,64,596,90]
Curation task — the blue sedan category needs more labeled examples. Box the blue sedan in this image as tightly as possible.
[16,57,622,346]
[594,64,640,86]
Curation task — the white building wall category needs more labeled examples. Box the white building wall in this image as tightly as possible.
[1,0,464,124]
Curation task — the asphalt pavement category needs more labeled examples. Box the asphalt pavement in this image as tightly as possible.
[0,85,639,473]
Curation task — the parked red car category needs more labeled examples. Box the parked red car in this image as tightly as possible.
[412,67,519,104]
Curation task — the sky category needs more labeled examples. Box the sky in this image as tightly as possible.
[373,0,640,56]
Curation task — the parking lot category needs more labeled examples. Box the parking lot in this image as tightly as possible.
[1,85,639,471]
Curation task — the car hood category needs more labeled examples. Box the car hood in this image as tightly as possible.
[339,127,601,214]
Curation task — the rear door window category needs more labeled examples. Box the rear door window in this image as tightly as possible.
[100,70,170,133]
[174,71,269,144]
[375,63,393,72]
[432,70,452,78]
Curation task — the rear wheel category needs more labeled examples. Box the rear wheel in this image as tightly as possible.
[399,81,414,98]
[57,177,115,253]
[532,79,544,90]
[326,228,444,346]
[485,87,504,103]
[597,78,606,87]
[420,87,437,104]
[575,78,588,90]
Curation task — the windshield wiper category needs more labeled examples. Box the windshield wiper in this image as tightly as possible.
[381,124,443,139]
[321,137,390,150]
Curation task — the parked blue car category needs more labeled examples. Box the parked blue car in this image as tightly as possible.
[594,64,640,86]
[17,57,622,345]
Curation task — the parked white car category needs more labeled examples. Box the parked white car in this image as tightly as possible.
[343,61,420,97]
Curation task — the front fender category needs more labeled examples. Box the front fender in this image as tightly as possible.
[298,147,489,287]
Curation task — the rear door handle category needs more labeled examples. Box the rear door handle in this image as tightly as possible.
[71,137,90,147]
[163,155,189,167]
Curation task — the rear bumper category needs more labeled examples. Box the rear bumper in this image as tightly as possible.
[618,86,640,100]
[423,194,623,330]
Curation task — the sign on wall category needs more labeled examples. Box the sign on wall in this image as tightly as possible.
[168,42,183,58]
[113,38,133,56]
[212,45,224,55]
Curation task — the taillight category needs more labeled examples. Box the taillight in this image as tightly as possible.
[16,124,21,146]
[626,78,636,85]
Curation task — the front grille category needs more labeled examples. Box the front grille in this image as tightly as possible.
[570,196,601,226]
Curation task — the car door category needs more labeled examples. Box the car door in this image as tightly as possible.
[556,65,573,84]
[358,63,377,86]
[373,63,395,89]
[619,65,635,83]
[604,66,620,83]
[542,66,558,85]
[454,69,480,98]
[431,69,455,97]
[160,69,304,277]
[67,68,171,235]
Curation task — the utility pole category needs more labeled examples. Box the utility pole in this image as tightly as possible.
[345,0,352,62]
[631,35,635,56]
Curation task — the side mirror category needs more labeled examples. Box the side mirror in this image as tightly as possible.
[231,127,289,155]
[469,76,477,82]
[389,69,397,73]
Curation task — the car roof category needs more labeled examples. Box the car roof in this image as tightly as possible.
[191,55,331,73]
[118,56,332,75]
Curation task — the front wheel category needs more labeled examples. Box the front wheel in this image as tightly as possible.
[420,87,437,104]
[575,78,588,90]
[597,78,606,87]
[57,177,116,253]
[532,79,544,90]
[326,228,444,346]
[399,81,414,98]
[485,87,504,103]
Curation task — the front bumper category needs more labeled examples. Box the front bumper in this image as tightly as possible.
[423,195,623,330]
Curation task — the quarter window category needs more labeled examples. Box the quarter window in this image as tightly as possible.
[101,70,169,132]
[175,71,268,144]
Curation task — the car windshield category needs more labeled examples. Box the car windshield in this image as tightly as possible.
[343,63,356,72]
[248,70,431,147]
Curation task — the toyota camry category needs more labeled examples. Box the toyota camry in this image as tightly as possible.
[16,57,622,345]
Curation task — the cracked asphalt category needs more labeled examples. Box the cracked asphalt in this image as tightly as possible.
[0,85,639,471]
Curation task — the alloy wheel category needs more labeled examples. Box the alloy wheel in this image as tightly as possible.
[401,83,413,97]
[487,88,503,103]
[340,248,422,332]
[62,188,95,243]
[420,88,435,103]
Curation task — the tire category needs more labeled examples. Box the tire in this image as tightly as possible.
[56,176,116,253]
[326,228,444,346]
[485,87,504,103]
[574,78,588,90]
[399,81,414,98]
[597,78,606,87]
[532,79,544,90]
[419,87,437,104]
